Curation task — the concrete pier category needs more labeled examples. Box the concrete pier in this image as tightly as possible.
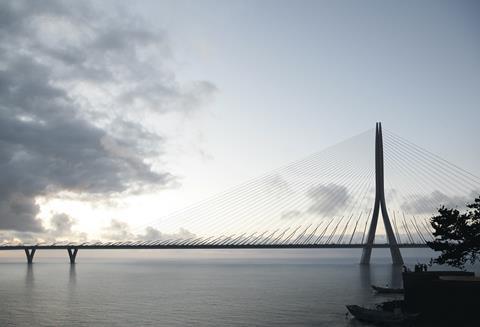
[67,248,79,264]
[361,122,404,265]
[24,248,36,264]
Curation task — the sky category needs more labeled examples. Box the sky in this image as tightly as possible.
[0,0,479,242]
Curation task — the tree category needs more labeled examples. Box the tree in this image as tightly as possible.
[427,196,480,269]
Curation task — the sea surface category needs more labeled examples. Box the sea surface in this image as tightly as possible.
[0,248,477,326]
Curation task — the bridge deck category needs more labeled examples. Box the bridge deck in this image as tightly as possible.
[0,243,429,264]
[0,243,428,250]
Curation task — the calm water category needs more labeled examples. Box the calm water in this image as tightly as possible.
[0,249,474,326]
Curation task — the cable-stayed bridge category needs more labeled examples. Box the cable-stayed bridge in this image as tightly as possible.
[1,123,479,265]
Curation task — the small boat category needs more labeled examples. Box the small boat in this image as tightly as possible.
[372,284,404,294]
[346,305,418,324]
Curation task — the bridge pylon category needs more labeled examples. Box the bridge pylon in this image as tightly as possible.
[360,122,404,265]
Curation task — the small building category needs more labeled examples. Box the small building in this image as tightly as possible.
[403,270,479,325]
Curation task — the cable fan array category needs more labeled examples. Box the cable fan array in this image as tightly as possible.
[120,128,479,247]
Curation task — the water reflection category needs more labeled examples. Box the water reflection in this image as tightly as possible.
[9,254,418,326]
[358,264,403,289]
[389,264,403,288]
[69,264,76,286]
[25,264,34,288]
[358,265,373,291]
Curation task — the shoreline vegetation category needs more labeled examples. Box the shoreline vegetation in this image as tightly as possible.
[348,196,480,326]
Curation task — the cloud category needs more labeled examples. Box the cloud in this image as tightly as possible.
[307,184,351,216]
[137,226,196,242]
[50,213,75,235]
[0,1,216,232]
[264,174,292,198]
[46,213,87,242]
[281,210,303,219]
[0,193,41,231]
[101,219,195,241]
[400,190,477,214]
[0,212,87,243]
[278,183,351,219]
[101,219,135,241]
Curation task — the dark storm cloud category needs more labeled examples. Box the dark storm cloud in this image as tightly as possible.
[307,184,351,216]
[0,1,216,232]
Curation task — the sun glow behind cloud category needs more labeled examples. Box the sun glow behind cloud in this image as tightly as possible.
[1,0,480,244]
[0,0,216,242]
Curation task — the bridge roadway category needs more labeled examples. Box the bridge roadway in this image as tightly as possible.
[0,243,429,264]
[0,243,429,250]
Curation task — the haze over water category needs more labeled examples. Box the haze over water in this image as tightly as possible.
[1,1,479,326]
[2,249,476,327]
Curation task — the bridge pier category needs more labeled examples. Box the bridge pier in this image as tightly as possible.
[67,248,78,264]
[24,248,36,264]
[360,122,404,265]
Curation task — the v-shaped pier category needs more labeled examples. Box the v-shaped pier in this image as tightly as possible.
[360,122,404,265]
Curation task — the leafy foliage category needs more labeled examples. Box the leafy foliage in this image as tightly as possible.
[427,196,480,269]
